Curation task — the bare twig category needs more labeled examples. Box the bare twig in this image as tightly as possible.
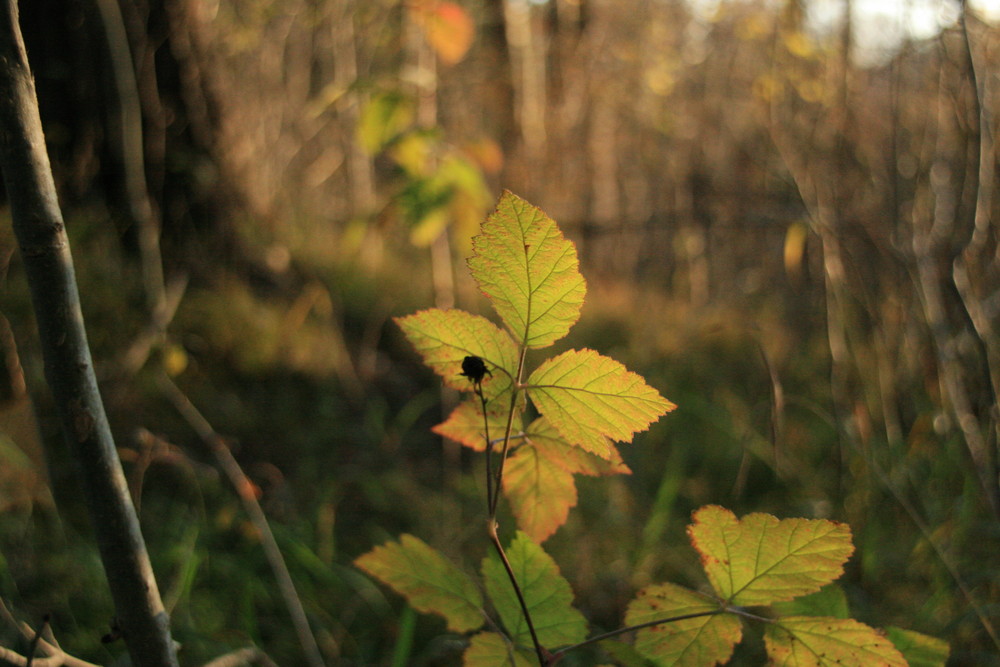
[157,375,326,667]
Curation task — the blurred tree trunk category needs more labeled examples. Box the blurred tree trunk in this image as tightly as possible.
[331,3,375,217]
[0,2,178,665]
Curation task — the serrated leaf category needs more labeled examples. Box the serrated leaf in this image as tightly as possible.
[434,400,520,451]
[395,309,518,400]
[482,531,587,648]
[355,534,483,633]
[502,442,578,542]
[687,506,854,606]
[625,582,740,667]
[771,584,850,619]
[468,191,586,349]
[884,626,950,667]
[527,349,675,458]
[464,632,536,667]
[764,616,907,666]
[523,417,630,475]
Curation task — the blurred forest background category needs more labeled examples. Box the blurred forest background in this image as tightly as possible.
[1,0,999,664]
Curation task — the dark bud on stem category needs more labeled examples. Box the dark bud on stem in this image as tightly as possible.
[460,356,491,383]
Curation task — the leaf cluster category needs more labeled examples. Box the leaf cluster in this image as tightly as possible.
[355,192,948,666]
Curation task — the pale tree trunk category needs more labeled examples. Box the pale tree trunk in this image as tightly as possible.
[0,3,178,665]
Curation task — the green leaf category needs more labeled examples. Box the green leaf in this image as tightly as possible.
[467,191,586,349]
[527,349,675,458]
[522,417,630,475]
[884,627,950,667]
[433,400,519,452]
[764,617,907,666]
[502,441,578,543]
[482,531,587,648]
[463,632,536,667]
[598,640,658,667]
[355,534,483,633]
[771,584,850,619]
[395,309,519,400]
[625,582,740,666]
[358,91,415,153]
[687,506,854,606]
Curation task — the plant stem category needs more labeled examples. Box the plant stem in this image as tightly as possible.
[475,381,494,513]
[490,345,528,516]
[550,609,724,659]
[488,521,548,666]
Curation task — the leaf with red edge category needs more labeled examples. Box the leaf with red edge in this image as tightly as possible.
[468,191,586,349]
[522,417,630,475]
[687,506,854,606]
[527,349,675,458]
[765,617,907,666]
[395,308,518,400]
[502,442,577,542]
[625,582,739,666]
[433,400,519,451]
[355,534,483,633]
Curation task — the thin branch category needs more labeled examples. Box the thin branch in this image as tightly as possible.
[157,375,327,667]
[550,609,725,659]
[0,3,177,665]
[487,522,549,666]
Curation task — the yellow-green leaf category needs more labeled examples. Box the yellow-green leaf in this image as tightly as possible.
[467,191,586,349]
[358,91,414,153]
[395,309,518,399]
[764,616,907,666]
[523,417,630,475]
[884,627,950,667]
[771,584,849,619]
[527,349,675,458]
[687,506,854,606]
[482,531,587,648]
[502,442,578,543]
[464,632,535,667]
[355,534,483,633]
[625,582,740,666]
[433,400,519,452]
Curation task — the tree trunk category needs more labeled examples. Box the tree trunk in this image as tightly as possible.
[0,3,179,665]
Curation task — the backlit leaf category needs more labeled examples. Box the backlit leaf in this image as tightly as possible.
[527,349,675,458]
[764,617,907,666]
[410,1,475,66]
[464,632,535,667]
[884,627,950,667]
[468,191,586,349]
[396,309,518,399]
[502,442,577,543]
[355,534,483,633]
[482,531,587,648]
[625,582,740,666]
[687,506,853,606]
[523,417,630,475]
[433,400,520,452]
[358,91,414,153]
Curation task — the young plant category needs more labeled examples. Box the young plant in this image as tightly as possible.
[356,192,948,666]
